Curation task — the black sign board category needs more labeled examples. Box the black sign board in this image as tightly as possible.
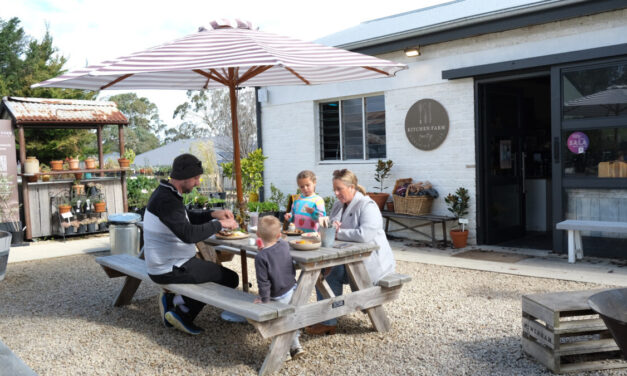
[404,99,449,151]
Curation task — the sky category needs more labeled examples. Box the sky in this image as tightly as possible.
[3,0,449,131]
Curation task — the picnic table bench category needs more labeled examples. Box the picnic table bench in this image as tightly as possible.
[96,236,410,375]
[555,220,627,263]
[380,210,457,247]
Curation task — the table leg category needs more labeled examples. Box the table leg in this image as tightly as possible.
[574,230,583,260]
[441,220,447,245]
[430,222,436,248]
[568,230,575,263]
[345,261,390,332]
[113,276,142,307]
[240,249,249,292]
[385,217,390,233]
[259,269,319,376]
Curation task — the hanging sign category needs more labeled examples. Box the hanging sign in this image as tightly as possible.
[567,132,589,154]
[404,99,449,151]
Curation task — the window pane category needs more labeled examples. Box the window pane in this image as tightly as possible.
[320,102,340,160]
[342,98,364,160]
[365,95,386,159]
[562,127,627,177]
[562,62,627,120]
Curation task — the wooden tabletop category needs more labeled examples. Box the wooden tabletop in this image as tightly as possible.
[204,235,378,264]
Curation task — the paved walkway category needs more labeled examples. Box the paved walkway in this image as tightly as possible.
[7,235,627,287]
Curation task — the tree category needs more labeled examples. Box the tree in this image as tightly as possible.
[0,17,96,161]
[169,88,257,156]
[103,93,166,154]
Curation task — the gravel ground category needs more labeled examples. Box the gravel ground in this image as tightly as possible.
[0,252,625,376]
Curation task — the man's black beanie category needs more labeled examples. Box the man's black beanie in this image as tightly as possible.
[170,153,203,180]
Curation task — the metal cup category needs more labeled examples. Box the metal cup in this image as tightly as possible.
[319,226,336,248]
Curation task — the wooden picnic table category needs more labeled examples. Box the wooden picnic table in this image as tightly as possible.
[204,235,408,375]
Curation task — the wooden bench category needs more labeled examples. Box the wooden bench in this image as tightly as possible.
[95,254,294,322]
[381,211,456,248]
[556,220,627,263]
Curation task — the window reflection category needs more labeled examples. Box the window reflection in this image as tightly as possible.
[562,62,627,120]
[562,128,627,177]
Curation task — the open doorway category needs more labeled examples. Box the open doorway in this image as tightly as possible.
[478,74,552,250]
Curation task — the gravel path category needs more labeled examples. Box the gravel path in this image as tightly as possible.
[0,253,624,376]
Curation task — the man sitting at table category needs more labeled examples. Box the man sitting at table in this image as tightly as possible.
[143,153,239,335]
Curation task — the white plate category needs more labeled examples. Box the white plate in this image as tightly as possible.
[289,239,321,251]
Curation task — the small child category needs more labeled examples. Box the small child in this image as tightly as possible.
[254,216,304,360]
[284,170,326,233]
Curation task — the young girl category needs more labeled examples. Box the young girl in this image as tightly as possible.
[284,170,326,233]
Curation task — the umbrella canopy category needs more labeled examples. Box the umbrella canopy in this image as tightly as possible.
[564,85,627,117]
[33,19,407,212]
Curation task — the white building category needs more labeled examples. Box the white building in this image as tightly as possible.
[259,0,627,257]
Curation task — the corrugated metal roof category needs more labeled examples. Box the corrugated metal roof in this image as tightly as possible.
[1,96,128,125]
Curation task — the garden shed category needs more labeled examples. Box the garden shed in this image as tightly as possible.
[0,97,130,240]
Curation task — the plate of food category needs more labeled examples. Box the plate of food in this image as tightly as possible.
[301,232,320,240]
[289,238,321,251]
[282,226,303,236]
[215,229,250,240]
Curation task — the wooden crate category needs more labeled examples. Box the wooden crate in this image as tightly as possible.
[522,289,627,373]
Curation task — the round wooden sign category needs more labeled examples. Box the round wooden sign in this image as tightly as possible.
[404,99,449,151]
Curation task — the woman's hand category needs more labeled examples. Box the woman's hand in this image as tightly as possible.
[333,220,341,232]
[284,212,292,221]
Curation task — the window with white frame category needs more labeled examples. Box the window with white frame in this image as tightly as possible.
[319,95,386,161]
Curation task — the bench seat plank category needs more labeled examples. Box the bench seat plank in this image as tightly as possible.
[556,220,627,233]
[95,254,294,322]
[377,273,412,288]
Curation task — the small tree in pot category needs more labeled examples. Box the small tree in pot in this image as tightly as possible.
[444,187,471,248]
[367,159,394,211]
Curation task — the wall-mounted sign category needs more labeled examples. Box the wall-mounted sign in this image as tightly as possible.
[567,131,589,154]
[404,99,449,151]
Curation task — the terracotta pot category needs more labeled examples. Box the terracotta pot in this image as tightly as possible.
[68,158,80,170]
[367,192,389,211]
[84,158,96,169]
[74,173,83,180]
[94,202,106,213]
[50,160,63,171]
[386,201,395,212]
[118,158,130,168]
[450,229,469,249]
[72,184,85,195]
[58,204,72,214]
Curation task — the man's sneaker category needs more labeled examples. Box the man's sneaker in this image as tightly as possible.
[158,292,174,328]
[290,346,305,360]
[165,309,204,335]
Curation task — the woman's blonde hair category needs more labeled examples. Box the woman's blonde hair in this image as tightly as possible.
[296,170,317,183]
[332,169,366,194]
[257,216,282,243]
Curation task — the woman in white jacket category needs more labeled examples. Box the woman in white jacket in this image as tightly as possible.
[305,169,395,335]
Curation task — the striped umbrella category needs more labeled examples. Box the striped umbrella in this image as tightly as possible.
[33,19,407,210]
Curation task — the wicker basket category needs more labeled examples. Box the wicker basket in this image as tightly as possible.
[392,178,434,215]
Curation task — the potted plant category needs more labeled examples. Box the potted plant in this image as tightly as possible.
[444,187,471,249]
[50,160,63,171]
[40,163,51,182]
[68,156,80,170]
[72,179,85,196]
[84,156,96,169]
[118,149,135,169]
[93,198,106,213]
[367,159,394,211]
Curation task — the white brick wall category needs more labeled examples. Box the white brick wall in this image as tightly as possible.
[259,9,627,244]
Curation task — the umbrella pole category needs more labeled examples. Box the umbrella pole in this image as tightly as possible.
[229,83,245,216]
